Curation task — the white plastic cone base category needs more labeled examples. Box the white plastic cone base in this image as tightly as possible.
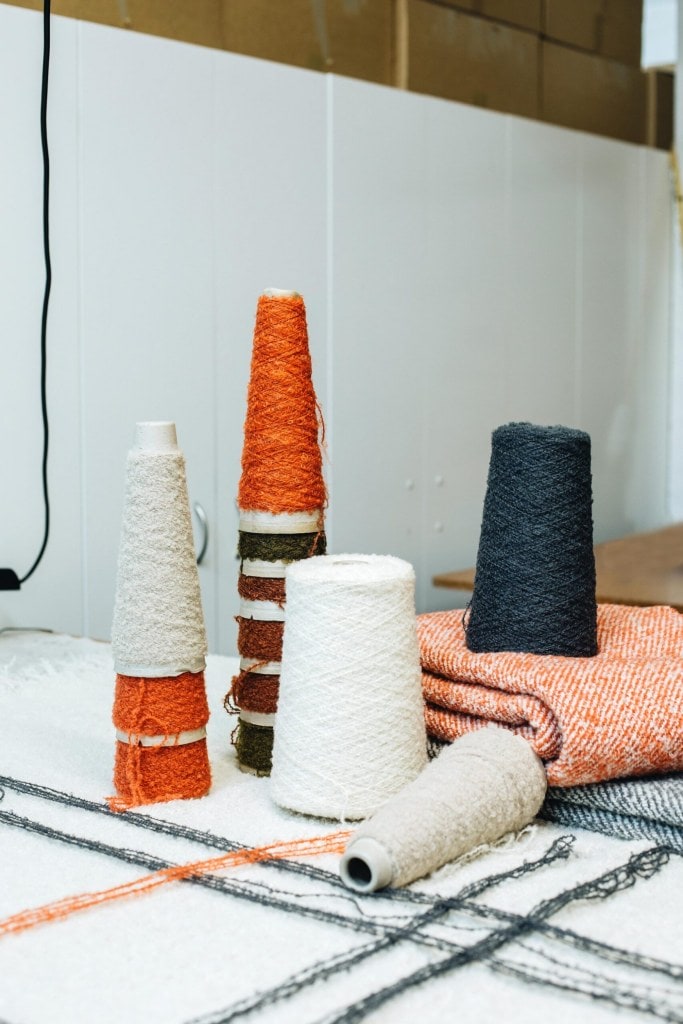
[340,837,394,892]
[134,422,178,453]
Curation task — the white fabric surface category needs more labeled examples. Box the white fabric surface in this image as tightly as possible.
[0,631,682,1024]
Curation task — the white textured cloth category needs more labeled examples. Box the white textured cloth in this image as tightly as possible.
[111,449,207,675]
[2,632,683,1024]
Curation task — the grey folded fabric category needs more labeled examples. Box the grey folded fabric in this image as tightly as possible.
[429,736,683,849]
[541,775,683,850]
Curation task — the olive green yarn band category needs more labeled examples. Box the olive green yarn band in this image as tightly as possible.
[234,720,274,776]
[238,531,327,562]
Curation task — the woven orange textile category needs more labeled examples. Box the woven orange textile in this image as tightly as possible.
[419,603,683,786]
[237,292,326,515]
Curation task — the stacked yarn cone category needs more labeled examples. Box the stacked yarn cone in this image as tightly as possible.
[227,289,327,775]
[110,422,211,810]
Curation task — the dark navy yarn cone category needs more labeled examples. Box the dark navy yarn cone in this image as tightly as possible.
[466,422,598,657]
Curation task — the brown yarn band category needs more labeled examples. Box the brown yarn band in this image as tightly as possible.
[228,671,280,715]
[238,573,287,605]
[238,531,326,562]
[113,672,209,735]
[237,617,284,662]
[233,720,273,776]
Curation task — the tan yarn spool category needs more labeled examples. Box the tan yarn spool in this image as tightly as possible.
[340,727,547,891]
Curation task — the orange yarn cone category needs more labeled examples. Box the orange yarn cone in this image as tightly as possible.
[111,422,211,810]
[229,290,327,775]
[238,290,326,516]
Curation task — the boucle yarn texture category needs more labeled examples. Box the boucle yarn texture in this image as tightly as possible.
[419,603,683,786]
[341,727,546,891]
[111,442,207,677]
[270,554,427,820]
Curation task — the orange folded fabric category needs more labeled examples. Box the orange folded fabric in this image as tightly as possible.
[419,603,683,786]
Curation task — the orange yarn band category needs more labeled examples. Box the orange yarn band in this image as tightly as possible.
[237,293,326,514]
[113,672,209,735]
[0,831,350,939]
[111,672,211,811]
[111,740,211,812]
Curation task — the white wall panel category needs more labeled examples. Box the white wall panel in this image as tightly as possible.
[579,137,670,541]
[419,99,508,612]
[212,53,327,655]
[0,8,81,635]
[0,9,674,639]
[78,23,217,644]
[502,118,581,426]
[327,77,429,601]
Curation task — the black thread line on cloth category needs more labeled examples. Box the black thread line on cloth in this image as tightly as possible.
[0,770,572,902]
[3,779,681,997]
[503,937,683,998]
[492,954,683,1024]
[466,422,597,657]
[0,792,570,930]
[4,778,683,1024]
[318,845,675,1024]
[186,839,578,1024]
[3,776,679,988]
[455,896,683,983]
[197,853,683,1024]
[1,802,680,1024]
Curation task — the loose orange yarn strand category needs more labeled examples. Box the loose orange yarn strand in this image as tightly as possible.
[238,293,327,514]
[0,831,350,940]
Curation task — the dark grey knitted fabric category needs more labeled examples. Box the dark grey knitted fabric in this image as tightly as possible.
[428,737,683,849]
[540,775,683,850]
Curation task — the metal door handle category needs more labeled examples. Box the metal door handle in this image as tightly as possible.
[193,502,209,565]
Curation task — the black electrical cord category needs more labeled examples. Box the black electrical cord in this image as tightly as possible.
[20,0,51,585]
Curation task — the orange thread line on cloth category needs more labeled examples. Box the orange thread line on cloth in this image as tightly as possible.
[237,293,327,515]
[226,670,280,716]
[113,673,209,736]
[0,831,350,939]
[236,617,284,662]
[237,573,286,606]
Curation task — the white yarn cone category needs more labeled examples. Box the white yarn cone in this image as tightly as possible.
[270,554,427,820]
[340,727,547,891]
[111,422,207,677]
